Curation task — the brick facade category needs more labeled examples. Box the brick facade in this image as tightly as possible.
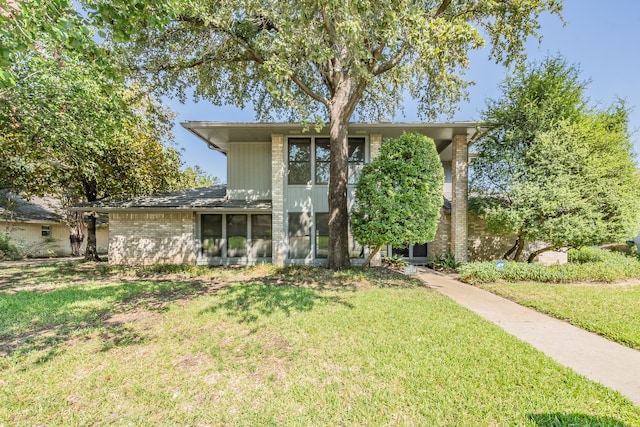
[450,134,468,263]
[108,212,196,265]
[271,134,286,266]
[467,215,567,264]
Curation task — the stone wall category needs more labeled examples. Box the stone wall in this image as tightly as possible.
[108,212,196,265]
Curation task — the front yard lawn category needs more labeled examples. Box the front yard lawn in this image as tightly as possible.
[0,262,639,425]
[479,281,640,351]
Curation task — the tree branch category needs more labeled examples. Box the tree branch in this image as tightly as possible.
[434,0,452,18]
[372,44,408,76]
[289,73,329,107]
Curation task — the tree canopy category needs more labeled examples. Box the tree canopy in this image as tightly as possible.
[352,132,444,266]
[0,42,185,259]
[472,57,640,262]
[85,0,563,269]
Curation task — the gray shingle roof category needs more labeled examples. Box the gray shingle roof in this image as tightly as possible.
[77,185,271,211]
[0,192,62,222]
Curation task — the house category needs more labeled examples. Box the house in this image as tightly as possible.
[1,192,108,257]
[85,122,481,266]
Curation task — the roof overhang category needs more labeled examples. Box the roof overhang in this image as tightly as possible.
[181,121,480,154]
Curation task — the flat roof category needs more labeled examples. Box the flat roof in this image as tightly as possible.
[181,121,480,154]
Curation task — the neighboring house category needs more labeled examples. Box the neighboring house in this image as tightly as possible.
[1,192,108,257]
[86,122,480,266]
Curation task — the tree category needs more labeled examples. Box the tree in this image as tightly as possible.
[175,166,220,189]
[352,133,444,266]
[472,57,640,262]
[0,0,106,87]
[0,48,184,260]
[87,0,563,269]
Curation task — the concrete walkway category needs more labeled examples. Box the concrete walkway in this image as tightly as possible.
[416,267,640,407]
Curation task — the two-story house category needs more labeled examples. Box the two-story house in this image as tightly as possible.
[91,122,477,266]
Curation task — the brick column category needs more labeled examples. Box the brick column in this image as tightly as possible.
[369,134,382,160]
[451,133,468,263]
[271,134,286,266]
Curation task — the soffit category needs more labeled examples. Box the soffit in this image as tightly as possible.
[181,122,479,154]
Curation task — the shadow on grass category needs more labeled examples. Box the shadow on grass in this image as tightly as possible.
[0,262,422,359]
[528,412,630,426]
[202,281,355,323]
[0,278,211,359]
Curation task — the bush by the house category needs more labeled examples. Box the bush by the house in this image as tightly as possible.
[459,250,640,284]
[428,252,460,272]
[0,233,23,260]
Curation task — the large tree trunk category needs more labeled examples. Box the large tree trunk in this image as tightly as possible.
[327,84,351,270]
[68,210,85,257]
[513,236,525,262]
[82,178,102,262]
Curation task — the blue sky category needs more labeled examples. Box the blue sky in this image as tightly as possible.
[166,0,640,182]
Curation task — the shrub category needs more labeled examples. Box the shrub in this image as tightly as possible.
[459,251,640,285]
[0,233,23,260]
[428,252,460,272]
[568,247,610,264]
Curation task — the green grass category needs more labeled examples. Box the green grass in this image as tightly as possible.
[479,281,640,351]
[0,262,639,425]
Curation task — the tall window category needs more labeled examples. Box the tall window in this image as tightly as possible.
[315,213,329,258]
[201,214,223,257]
[226,214,247,257]
[251,214,272,258]
[288,138,311,185]
[288,213,311,259]
[314,138,330,184]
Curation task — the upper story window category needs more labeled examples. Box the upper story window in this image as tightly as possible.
[288,137,366,185]
[287,138,312,185]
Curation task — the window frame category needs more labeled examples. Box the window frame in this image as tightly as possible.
[287,136,369,186]
[199,213,272,260]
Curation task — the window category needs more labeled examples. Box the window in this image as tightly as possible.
[251,214,272,258]
[413,243,428,258]
[348,138,365,184]
[315,213,329,258]
[314,139,330,184]
[226,214,247,257]
[289,137,367,186]
[288,213,311,259]
[41,225,51,237]
[288,138,311,185]
[201,214,223,256]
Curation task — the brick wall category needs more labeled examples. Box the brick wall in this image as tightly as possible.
[271,134,285,266]
[108,212,196,265]
[451,134,468,263]
[430,208,451,257]
[467,215,567,264]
